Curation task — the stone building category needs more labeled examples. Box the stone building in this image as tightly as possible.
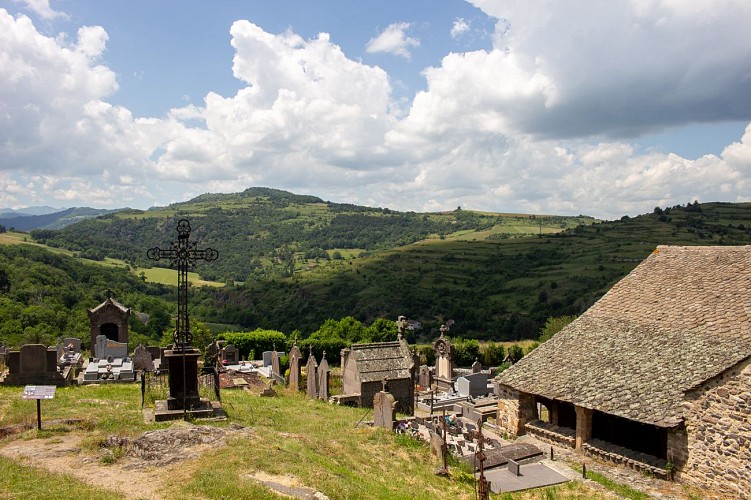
[340,336,416,414]
[88,295,130,350]
[495,245,751,497]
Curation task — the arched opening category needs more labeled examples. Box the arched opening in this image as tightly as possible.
[100,323,119,342]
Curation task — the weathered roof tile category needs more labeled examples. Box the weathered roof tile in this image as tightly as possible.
[498,245,751,428]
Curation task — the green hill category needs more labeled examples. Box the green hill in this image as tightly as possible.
[29,187,593,283]
[10,190,751,343]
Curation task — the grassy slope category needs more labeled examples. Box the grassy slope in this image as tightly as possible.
[0,384,615,499]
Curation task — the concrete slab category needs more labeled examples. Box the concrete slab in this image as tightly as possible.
[483,462,569,493]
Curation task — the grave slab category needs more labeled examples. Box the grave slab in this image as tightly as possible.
[483,462,569,493]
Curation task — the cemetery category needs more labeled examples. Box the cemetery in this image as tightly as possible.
[0,222,724,499]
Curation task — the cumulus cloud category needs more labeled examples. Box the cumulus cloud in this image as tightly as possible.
[451,18,470,39]
[0,5,749,219]
[365,22,420,59]
[459,0,751,138]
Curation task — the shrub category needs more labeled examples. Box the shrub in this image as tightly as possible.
[218,329,287,360]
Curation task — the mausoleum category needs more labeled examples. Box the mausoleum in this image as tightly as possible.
[88,295,130,349]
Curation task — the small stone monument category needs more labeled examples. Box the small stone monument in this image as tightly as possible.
[133,344,154,372]
[432,324,454,392]
[271,346,281,378]
[306,347,318,399]
[317,351,330,401]
[472,358,482,373]
[419,365,433,389]
[373,380,396,430]
[288,338,302,391]
[0,341,7,365]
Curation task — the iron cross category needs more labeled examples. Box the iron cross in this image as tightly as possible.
[147,219,218,348]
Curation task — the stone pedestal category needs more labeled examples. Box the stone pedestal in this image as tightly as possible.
[165,348,202,410]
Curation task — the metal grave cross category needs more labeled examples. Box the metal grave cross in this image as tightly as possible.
[147,219,217,349]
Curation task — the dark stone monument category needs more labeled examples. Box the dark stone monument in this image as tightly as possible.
[271,348,282,381]
[317,351,330,401]
[147,219,219,420]
[1,344,65,386]
[419,365,433,389]
[306,347,318,399]
[133,344,154,372]
[288,338,302,391]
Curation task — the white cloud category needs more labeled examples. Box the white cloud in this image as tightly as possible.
[0,7,749,219]
[461,0,751,138]
[451,18,470,39]
[15,0,68,21]
[366,22,420,59]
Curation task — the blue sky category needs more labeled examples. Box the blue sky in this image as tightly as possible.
[1,0,750,218]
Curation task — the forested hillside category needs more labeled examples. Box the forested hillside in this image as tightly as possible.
[0,244,174,349]
[30,187,593,282]
[7,192,751,345]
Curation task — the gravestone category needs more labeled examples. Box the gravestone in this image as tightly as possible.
[317,351,330,401]
[271,350,281,379]
[222,344,239,365]
[288,339,302,391]
[456,372,489,398]
[306,348,318,399]
[0,341,7,365]
[83,335,135,382]
[93,335,128,360]
[472,358,482,373]
[419,365,433,389]
[1,344,65,386]
[133,344,154,372]
[373,381,396,429]
[62,338,82,353]
[262,350,285,367]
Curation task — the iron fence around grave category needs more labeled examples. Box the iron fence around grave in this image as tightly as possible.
[141,367,221,408]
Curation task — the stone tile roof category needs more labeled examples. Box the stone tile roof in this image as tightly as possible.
[350,340,414,383]
[89,297,129,314]
[498,245,751,428]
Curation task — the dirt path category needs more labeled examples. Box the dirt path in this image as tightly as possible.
[0,422,254,500]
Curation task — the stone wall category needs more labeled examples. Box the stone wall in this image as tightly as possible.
[496,384,536,437]
[680,356,751,497]
[361,379,412,414]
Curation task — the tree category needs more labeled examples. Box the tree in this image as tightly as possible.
[538,315,577,343]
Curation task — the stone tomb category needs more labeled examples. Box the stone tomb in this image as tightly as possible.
[456,372,490,398]
[82,335,135,383]
[1,344,66,386]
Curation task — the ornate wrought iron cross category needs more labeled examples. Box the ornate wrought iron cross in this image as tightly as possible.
[147,219,218,349]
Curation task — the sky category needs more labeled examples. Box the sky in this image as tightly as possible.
[1,0,750,219]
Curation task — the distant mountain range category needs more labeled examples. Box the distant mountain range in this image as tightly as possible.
[0,206,60,218]
[0,207,123,231]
